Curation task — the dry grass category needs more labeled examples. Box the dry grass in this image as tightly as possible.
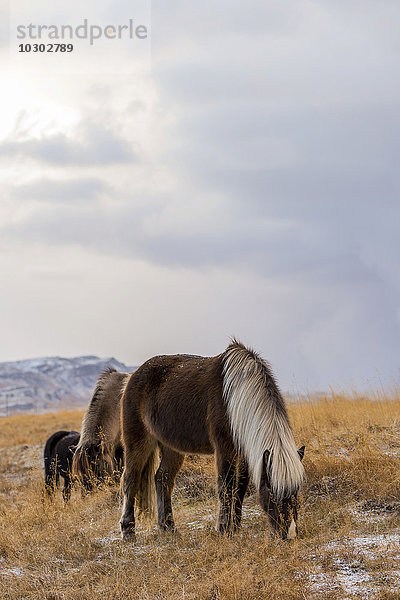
[0,410,83,449]
[0,392,399,599]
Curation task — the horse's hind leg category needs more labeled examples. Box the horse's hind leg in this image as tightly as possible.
[120,430,155,541]
[62,475,72,502]
[155,445,184,531]
[215,450,237,534]
[233,458,250,531]
[44,459,57,498]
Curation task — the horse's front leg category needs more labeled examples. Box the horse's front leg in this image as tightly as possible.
[215,451,237,534]
[233,458,250,530]
[155,446,184,531]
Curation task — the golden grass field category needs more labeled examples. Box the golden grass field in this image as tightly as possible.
[0,393,399,600]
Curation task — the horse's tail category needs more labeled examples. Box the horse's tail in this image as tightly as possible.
[71,442,93,483]
[113,442,124,476]
[72,369,128,486]
[71,441,115,488]
[222,338,305,500]
[43,430,70,494]
[73,369,129,485]
[135,446,159,522]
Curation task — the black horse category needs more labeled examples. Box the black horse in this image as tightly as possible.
[44,430,80,501]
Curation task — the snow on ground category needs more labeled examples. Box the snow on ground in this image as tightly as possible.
[309,528,400,598]
[0,558,24,578]
[0,567,24,577]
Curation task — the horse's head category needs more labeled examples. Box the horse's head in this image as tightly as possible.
[259,445,305,540]
[72,441,115,490]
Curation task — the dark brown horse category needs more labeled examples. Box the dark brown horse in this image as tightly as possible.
[120,339,305,541]
[72,367,129,489]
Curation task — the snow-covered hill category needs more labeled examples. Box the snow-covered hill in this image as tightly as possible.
[0,356,135,415]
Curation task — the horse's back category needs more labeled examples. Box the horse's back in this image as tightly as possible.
[46,431,79,475]
[44,430,71,457]
[123,354,224,454]
[56,431,80,468]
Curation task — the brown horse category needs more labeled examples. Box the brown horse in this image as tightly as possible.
[120,339,305,541]
[72,367,129,489]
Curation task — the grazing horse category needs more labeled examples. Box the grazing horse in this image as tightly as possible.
[44,430,80,501]
[72,367,129,489]
[120,339,305,541]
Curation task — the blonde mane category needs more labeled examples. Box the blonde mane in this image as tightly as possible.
[222,339,304,499]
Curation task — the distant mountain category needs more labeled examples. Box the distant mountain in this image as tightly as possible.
[0,356,136,416]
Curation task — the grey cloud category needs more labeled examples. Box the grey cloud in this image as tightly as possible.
[3,0,399,287]
[0,7,9,49]
[147,0,400,387]
[0,120,135,166]
[153,6,400,111]
[175,104,400,173]
[149,1,400,295]
[13,177,110,204]
[0,197,393,291]
[1,0,400,388]
[153,0,303,38]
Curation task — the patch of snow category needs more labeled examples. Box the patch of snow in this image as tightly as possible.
[382,449,400,457]
[309,530,400,598]
[1,566,24,577]
[348,505,387,525]
[186,521,206,530]
[93,535,121,545]
[308,560,372,598]
[185,514,214,530]
[351,533,400,557]
[325,532,400,557]
[242,506,263,517]
[334,560,372,596]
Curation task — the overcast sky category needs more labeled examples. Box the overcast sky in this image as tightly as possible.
[1,1,399,391]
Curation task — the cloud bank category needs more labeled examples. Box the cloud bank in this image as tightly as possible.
[0,0,399,390]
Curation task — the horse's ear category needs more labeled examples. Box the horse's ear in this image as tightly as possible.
[297,446,305,461]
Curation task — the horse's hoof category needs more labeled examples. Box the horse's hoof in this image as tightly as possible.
[216,525,234,536]
[158,523,176,533]
[120,524,136,542]
[171,529,182,541]
[121,530,136,542]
